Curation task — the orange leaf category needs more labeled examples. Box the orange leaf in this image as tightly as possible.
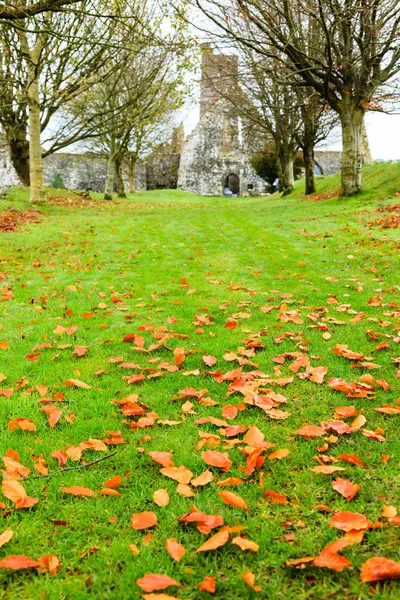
[313,552,351,571]
[203,355,217,367]
[136,573,181,592]
[176,484,195,497]
[218,490,248,510]
[103,476,122,488]
[165,539,185,562]
[312,466,347,474]
[39,405,62,428]
[99,488,121,496]
[8,418,36,432]
[37,554,61,576]
[268,449,290,461]
[201,450,232,472]
[62,379,91,389]
[194,529,230,553]
[131,511,158,530]
[336,453,365,467]
[0,530,13,548]
[148,452,173,468]
[61,486,94,497]
[221,405,237,420]
[191,469,213,487]
[153,489,170,507]
[231,536,259,552]
[264,490,288,504]
[51,449,68,467]
[332,478,360,501]
[293,425,325,438]
[2,480,38,509]
[199,576,216,592]
[361,557,400,582]
[329,511,369,532]
[242,571,261,592]
[0,555,39,570]
[160,465,192,484]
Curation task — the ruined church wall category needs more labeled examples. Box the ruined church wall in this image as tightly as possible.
[178,112,268,197]
[0,147,147,192]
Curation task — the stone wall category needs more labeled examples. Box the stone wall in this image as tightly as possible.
[0,146,147,193]
[314,151,342,176]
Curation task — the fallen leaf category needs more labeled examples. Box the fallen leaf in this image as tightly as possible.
[218,490,248,510]
[0,555,39,570]
[61,486,94,497]
[0,530,13,548]
[131,512,158,530]
[153,489,170,507]
[199,576,216,592]
[361,557,400,582]
[165,539,185,562]
[242,571,261,592]
[231,536,259,551]
[136,573,181,592]
[194,529,230,553]
[191,469,213,487]
[329,511,369,532]
[332,478,360,501]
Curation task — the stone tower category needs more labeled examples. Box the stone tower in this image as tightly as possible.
[200,43,239,119]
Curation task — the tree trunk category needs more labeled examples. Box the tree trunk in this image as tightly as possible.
[303,143,316,195]
[115,156,126,198]
[339,102,364,197]
[104,136,116,200]
[6,130,30,185]
[27,70,46,204]
[128,156,137,193]
[282,155,294,196]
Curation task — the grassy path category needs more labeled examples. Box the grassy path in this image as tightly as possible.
[0,164,399,599]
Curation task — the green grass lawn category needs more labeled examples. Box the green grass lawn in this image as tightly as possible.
[0,163,399,599]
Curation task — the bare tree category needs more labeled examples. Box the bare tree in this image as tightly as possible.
[194,0,400,197]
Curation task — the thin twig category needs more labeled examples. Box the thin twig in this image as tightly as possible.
[30,451,117,479]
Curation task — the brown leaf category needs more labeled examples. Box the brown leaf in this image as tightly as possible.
[165,539,185,562]
[37,554,61,576]
[313,552,351,572]
[131,511,158,530]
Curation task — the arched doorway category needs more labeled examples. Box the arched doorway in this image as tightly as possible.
[223,173,240,196]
